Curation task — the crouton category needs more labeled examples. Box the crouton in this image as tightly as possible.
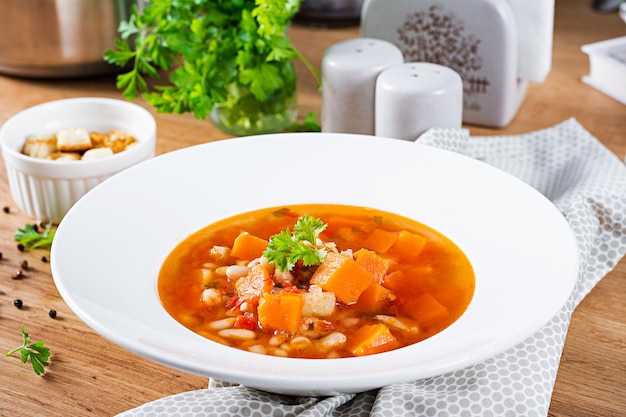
[81,147,114,161]
[45,152,81,161]
[56,127,92,152]
[21,133,57,158]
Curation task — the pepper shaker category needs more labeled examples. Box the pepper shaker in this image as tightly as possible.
[322,38,403,135]
[375,62,463,140]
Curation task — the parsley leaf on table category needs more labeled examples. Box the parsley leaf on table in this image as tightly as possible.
[6,325,51,376]
[14,223,55,250]
[264,215,328,272]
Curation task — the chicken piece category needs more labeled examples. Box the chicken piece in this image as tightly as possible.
[301,285,336,318]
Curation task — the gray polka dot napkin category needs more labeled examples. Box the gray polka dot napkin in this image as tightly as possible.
[118,118,626,417]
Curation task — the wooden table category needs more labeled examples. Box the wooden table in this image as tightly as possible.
[0,1,624,416]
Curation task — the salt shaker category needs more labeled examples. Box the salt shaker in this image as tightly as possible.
[375,62,463,140]
[321,38,403,135]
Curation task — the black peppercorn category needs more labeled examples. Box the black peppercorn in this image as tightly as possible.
[13,299,23,308]
[48,309,57,319]
[17,243,25,252]
[41,256,48,263]
[20,260,29,270]
[0,252,3,260]
[3,206,9,213]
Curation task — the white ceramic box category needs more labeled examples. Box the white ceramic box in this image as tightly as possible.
[361,0,534,127]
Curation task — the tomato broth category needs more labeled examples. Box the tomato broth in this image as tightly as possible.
[158,204,475,358]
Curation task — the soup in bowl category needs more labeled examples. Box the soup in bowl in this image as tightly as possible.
[159,204,475,359]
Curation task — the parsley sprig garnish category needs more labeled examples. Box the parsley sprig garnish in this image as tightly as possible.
[6,325,51,376]
[264,215,328,272]
[14,223,55,250]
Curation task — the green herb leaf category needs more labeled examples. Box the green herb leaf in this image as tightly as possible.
[102,0,317,122]
[14,223,55,250]
[6,325,50,376]
[264,215,328,272]
[288,111,321,132]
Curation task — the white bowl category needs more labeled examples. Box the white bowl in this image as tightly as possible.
[0,97,156,223]
[50,133,579,396]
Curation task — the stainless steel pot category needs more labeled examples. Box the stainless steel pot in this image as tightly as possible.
[0,0,142,78]
[296,0,364,26]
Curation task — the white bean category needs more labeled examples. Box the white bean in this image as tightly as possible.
[315,332,347,353]
[247,258,261,268]
[201,288,223,306]
[269,335,285,346]
[210,245,231,262]
[226,265,249,279]
[239,301,254,313]
[207,317,236,330]
[200,269,215,286]
[248,345,267,355]
[274,269,294,285]
[326,350,341,359]
[289,336,313,351]
[375,315,420,334]
[218,328,256,341]
[272,348,288,357]
[341,317,360,328]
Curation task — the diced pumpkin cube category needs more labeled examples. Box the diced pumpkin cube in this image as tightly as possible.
[381,270,427,296]
[230,231,268,261]
[361,228,399,253]
[401,293,449,326]
[235,264,273,303]
[257,292,304,333]
[310,252,374,304]
[348,323,400,356]
[354,248,390,283]
[388,230,428,260]
[355,282,393,314]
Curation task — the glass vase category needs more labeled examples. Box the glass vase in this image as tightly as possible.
[210,62,298,136]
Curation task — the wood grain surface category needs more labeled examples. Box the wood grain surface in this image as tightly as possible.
[0,1,624,416]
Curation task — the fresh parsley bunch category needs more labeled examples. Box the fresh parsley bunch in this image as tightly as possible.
[104,0,319,123]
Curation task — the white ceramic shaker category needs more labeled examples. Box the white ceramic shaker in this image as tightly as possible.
[375,62,463,140]
[322,38,403,134]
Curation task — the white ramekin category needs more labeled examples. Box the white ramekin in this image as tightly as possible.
[0,97,156,223]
